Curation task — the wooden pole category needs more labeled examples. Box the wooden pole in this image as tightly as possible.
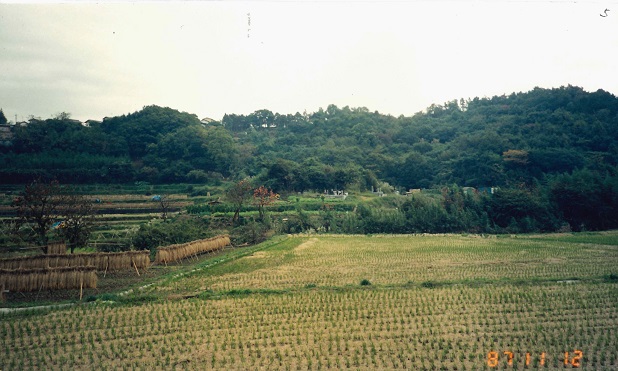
[132,259,140,276]
[79,277,83,301]
[35,280,44,302]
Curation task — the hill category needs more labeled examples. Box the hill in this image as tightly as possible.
[225,85,618,190]
[2,85,616,188]
[1,85,617,232]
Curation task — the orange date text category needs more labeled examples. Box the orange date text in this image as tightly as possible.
[487,350,583,368]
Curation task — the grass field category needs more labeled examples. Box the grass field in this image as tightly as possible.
[1,233,617,370]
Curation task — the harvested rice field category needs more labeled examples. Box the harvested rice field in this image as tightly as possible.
[2,233,617,370]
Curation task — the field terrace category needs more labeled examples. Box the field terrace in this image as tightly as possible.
[1,233,617,370]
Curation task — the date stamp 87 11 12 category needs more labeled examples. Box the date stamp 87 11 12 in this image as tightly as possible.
[487,350,583,368]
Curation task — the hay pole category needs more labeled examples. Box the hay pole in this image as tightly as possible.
[35,279,44,302]
[132,258,140,276]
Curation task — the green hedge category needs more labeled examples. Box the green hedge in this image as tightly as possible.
[187,202,355,214]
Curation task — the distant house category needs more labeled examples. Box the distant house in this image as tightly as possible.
[371,186,385,197]
[0,124,13,146]
[201,117,216,124]
[83,119,102,127]
[66,119,83,126]
[324,190,348,200]
[405,189,422,196]
[0,125,12,136]
[462,187,476,195]
[478,187,497,194]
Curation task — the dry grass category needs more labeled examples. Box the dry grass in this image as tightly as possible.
[0,251,150,271]
[0,266,96,292]
[168,234,618,293]
[155,235,230,264]
[46,242,66,255]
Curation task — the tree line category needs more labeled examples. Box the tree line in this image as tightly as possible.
[1,85,618,231]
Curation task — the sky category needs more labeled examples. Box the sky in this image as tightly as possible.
[0,1,617,122]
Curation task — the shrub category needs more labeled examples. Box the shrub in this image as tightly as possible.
[421,281,436,288]
[130,215,214,252]
[230,219,268,246]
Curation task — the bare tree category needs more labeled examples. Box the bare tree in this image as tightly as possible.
[12,180,63,253]
[56,189,98,253]
[149,194,173,221]
[226,179,253,225]
[12,180,96,254]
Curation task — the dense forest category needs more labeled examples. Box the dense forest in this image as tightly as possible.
[2,85,618,232]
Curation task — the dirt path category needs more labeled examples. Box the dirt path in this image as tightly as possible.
[0,302,75,314]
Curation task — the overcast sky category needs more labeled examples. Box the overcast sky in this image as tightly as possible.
[0,1,617,122]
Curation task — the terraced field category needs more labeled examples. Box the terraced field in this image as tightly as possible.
[2,233,617,370]
[0,185,198,253]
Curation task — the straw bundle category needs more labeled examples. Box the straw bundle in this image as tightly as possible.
[103,251,150,271]
[0,251,151,272]
[155,235,230,264]
[46,242,67,255]
[0,266,96,292]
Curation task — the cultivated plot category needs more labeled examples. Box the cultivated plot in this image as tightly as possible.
[1,234,617,370]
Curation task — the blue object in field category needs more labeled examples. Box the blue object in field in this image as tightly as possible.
[152,195,162,201]
[51,221,64,230]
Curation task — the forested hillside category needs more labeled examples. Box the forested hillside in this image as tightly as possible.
[1,85,618,232]
[2,85,616,189]
[225,85,618,191]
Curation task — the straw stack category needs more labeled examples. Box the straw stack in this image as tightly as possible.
[0,251,151,272]
[46,242,67,255]
[0,266,96,292]
[155,235,230,264]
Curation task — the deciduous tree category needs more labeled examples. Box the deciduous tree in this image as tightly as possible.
[12,180,64,252]
[12,180,97,253]
[56,189,97,253]
[253,186,279,221]
[226,179,253,224]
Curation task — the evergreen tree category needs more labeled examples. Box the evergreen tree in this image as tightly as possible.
[0,109,7,125]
